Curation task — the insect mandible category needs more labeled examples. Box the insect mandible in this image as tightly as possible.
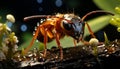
[23,10,114,60]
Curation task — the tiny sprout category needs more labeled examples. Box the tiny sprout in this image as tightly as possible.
[89,38,99,46]
[6,14,15,23]
[104,32,109,45]
[89,38,99,56]
[22,48,25,55]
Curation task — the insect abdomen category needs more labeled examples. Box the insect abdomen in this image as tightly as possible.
[37,31,54,42]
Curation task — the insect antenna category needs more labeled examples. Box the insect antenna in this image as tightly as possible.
[24,15,52,21]
[81,10,114,38]
[81,10,114,21]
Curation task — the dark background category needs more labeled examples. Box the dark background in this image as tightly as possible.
[0,0,98,18]
[0,0,119,45]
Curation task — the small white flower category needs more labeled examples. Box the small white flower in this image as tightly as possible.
[6,14,15,23]
[0,23,11,32]
[13,45,18,52]
[6,26,11,31]
[13,36,19,43]
[4,38,10,44]
[89,38,99,46]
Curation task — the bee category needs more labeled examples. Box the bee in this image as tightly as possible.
[23,10,114,59]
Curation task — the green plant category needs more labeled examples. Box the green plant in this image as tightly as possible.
[109,7,120,32]
[104,32,109,45]
[93,0,120,32]
[0,14,18,60]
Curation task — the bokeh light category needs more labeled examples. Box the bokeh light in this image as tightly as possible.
[7,22,13,28]
[55,0,62,7]
[37,0,43,4]
[38,7,43,12]
[20,24,27,32]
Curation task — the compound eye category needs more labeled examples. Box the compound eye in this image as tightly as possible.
[62,20,72,30]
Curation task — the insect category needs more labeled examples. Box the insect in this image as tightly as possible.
[23,10,114,60]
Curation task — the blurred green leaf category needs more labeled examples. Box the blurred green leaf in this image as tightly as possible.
[93,0,120,13]
[84,15,112,36]
[19,15,112,50]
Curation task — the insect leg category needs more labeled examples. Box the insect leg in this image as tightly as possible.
[85,22,96,38]
[43,28,48,57]
[55,32,63,60]
[73,39,77,47]
[23,26,40,55]
[39,25,48,57]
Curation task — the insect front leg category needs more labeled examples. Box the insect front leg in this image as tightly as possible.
[73,39,77,47]
[85,22,96,38]
[23,26,40,55]
[55,31,63,60]
[43,29,48,57]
